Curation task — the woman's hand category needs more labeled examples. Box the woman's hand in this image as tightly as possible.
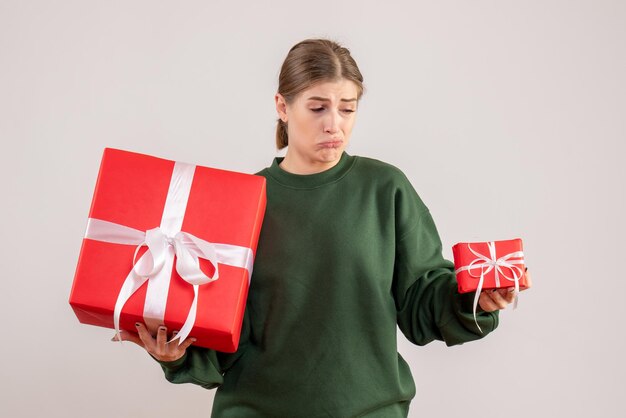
[478,269,533,312]
[111,322,196,362]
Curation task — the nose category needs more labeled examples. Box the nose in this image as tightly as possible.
[324,110,340,135]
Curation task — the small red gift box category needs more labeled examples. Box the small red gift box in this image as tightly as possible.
[69,148,266,352]
[452,238,527,294]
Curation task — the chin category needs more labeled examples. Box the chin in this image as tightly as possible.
[317,148,344,162]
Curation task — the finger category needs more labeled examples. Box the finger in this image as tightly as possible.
[522,269,533,290]
[135,323,156,351]
[177,337,197,352]
[487,289,509,310]
[495,287,515,299]
[167,330,192,348]
[478,292,499,312]
[500,288,516,304]
[156,325,167,348]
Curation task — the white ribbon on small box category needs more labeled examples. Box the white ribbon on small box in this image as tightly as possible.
[84,162,254,345]
[454,242,524,332]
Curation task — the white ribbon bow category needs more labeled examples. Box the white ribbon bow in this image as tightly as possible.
[133,227,220,285]
[84,162,254,345]
[454,242,524,332]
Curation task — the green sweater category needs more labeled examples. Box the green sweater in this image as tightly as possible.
[158,152,498,417]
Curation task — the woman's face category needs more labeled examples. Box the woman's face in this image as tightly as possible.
[276,78,359,173]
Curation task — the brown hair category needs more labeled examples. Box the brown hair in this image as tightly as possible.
[275,38,365,150]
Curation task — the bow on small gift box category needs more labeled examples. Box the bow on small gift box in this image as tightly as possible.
[452,239,527,332]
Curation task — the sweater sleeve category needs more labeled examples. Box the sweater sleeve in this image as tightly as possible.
[392,177,498,347]
[154,306,251,389]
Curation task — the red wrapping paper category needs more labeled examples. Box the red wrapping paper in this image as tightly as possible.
[452,238,528,294]
[69,148,266,352]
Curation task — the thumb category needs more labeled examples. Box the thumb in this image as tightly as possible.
[111,330,145,348]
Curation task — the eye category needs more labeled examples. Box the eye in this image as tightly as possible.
[311,107,324,112]
[342,109,355,113]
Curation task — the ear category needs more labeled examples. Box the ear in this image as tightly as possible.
[275,93,288,122]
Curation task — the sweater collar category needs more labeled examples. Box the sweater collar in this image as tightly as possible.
[266,151,356,189]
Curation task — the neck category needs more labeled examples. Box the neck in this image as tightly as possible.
[279,152,342,175]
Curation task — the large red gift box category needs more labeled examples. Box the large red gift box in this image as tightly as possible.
[452,238,528,294]
[69,148,266,352]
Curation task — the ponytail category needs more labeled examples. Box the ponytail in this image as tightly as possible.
[275,119,288,150]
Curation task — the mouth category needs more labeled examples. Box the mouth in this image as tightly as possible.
[318,140,343,149]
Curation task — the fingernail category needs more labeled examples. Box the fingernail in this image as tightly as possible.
[191,338,197,342]
[159,326,166,331]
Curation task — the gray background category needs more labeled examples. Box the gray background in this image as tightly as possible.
[1,0,624,417]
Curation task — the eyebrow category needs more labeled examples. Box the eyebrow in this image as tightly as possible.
[307,96,358,103]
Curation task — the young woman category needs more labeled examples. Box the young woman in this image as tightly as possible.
[116,38,531,418]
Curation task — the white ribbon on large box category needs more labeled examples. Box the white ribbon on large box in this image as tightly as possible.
[84,162,254,345]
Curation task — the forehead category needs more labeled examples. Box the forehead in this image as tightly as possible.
[299,79,359,103]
